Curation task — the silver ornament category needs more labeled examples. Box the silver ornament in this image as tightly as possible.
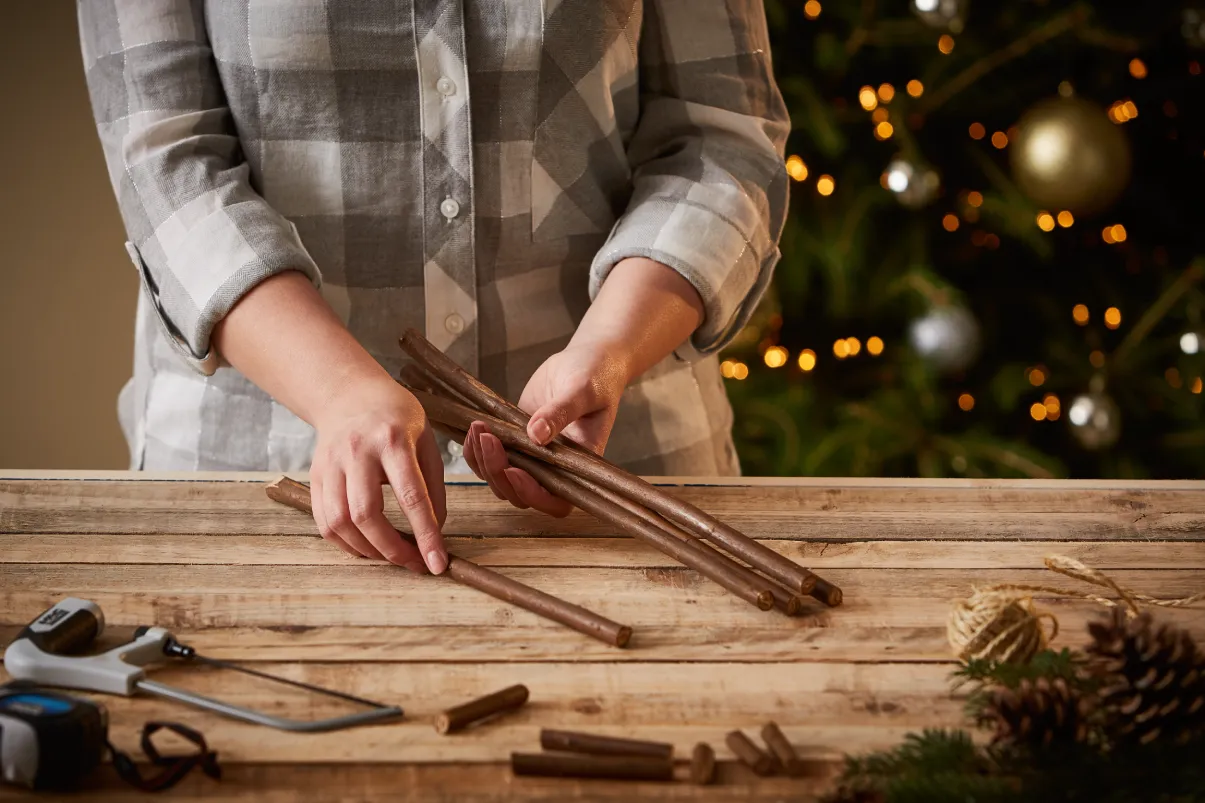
[908,305,980,373]
[912,0,968,32]
[884,158,941,209]
[1067,392,1121,450]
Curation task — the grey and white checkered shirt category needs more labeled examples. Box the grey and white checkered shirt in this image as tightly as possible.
[79,0,789,475]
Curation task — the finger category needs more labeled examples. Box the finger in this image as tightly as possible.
[528,385,597,446]
[324,469,387,560]
[479,431,528,509]
[463,421,488,484]
[311,471,359,557]
[382,450,448,574]
[417,424,448,528]
[345,463,426,571]
[469,422,506,501]
[505,467,573,518]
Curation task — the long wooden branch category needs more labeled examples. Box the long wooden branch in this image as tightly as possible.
[431,423,772,611]
[264,477,632,647]
[399,329,840,606]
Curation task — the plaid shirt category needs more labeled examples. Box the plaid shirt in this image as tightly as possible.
[79,0,789,475]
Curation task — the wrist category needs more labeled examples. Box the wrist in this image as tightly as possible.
[311,362,401,429]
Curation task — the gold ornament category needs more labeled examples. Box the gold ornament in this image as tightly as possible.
[1010,97,1132,217]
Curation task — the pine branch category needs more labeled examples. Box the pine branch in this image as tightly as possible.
[917,4,1090,115]
[1111,258,1205,372]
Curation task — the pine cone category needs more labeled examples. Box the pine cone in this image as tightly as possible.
[1086,608,1205,746]
[981,676,1089,748]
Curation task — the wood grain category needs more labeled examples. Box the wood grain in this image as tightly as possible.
[2,474,1204,800]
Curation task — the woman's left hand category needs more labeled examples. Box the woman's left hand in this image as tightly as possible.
[463,341,630,517]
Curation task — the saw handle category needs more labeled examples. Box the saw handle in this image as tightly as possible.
[15,598,104,656]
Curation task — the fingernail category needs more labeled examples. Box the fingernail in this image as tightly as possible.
[531,419,552,444]
[427,549,448,575]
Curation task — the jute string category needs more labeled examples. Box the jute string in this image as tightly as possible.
[947,554,1205,664]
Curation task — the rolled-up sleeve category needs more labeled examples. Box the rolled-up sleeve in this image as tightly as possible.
[589,0,790,358]
[78,0,320,375]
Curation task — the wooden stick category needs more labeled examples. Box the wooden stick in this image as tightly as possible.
[690,742,716,785]
[399,329,832,602]
[264,477,633,648]
[401,364,805,615]
[725,730,775,776]
[431,428,772,611]
[539,729,673,760]
[760,721,803,777]
[436,684,528,734]
[511,753,674,782]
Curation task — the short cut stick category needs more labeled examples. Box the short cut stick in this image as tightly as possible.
[539,729,674,760]
[761,721,804,777]
[725,730,775,776]
[436,684,529,734]
[399,328,835,603]
[511,752,674,782]
[265,477,632,647]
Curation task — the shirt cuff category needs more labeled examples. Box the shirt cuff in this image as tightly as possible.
[589,196,778,362]
[125,217,322,376]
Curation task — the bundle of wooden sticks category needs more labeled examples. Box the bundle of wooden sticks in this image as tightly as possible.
[395,331,842,610]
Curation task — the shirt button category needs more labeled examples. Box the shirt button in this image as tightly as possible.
[440,198,460,220]
[436,76,456,97]
[445,313,465,335]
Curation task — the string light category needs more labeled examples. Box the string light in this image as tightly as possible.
[1057,210,1074,228]
[1072,304,1089,325]
[872,107,890,123]
[1167,367,1183,388]
[985,233,1000,249]
[877,83,895,103]
[1090,350,1106,368]
[968,122,986,140]
[1181,333,1200,354]
[786,155,808,182]
[958,393,975,411]
[1195,377,1204,395]
[859,86,878,110]
[1028,367,1046,386]
[966,191,983,207]
[833,339,850,359]
[804,0,822,19]
[942,214,960,232]
[1030,402,1048,421]
[1036,212,1055,232]
[817,175,835,196]
[1129,58,1147,79]
[971,230,988,246]
[720,360,735,378]
[991,131,1009,149]
[732,362,749,380]
[798,349,817,371]
[938,34,955,54]
[1044,394,1061,421]
[1192,61,1202,76]
[763,346,789,368]
[874,121,894,140]
[846,337,862,356]
[1104,307,1122,329]
[1108,100,1138,123]
[1058,80,1074,97]
[867,336,884,356]
[1101,224,1127,244]
[906,79,924,97]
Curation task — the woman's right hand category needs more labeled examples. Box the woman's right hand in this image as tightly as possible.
[310,376,448,574]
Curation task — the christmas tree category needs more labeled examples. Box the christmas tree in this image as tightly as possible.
[726,0,1205,479]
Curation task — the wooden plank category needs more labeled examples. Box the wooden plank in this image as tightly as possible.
[0,762,837,802]
[2,567,1200,662]
[6,480,1205,541]
[6,534,1205,569]
[0,661,960,763]
[4,606,1200,665]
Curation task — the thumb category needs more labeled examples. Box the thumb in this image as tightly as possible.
[528,386,598,446]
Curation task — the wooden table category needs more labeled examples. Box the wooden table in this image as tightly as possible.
[2,471,1204,800]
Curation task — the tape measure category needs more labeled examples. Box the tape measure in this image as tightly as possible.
[0,683,107,790]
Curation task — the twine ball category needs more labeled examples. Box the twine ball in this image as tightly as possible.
[947,589,1054,664]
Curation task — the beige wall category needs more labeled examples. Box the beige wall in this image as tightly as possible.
[1,2,136,468]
